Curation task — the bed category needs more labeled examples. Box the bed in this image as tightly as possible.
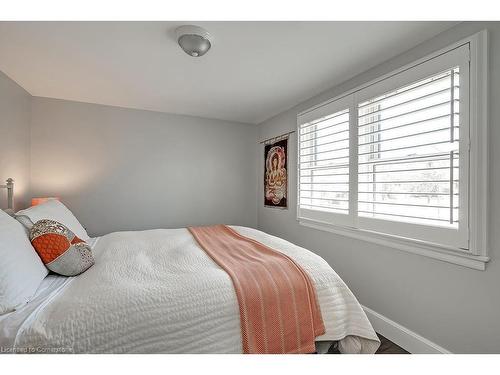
[0,181,380,354]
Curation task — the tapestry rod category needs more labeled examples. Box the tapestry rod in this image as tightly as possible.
[259,130,296,144]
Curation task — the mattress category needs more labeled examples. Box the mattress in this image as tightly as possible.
[0,238,99,353]
[0,227,379,353]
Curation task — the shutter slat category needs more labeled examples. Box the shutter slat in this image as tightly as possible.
[358,126,453,147]
[358,179,458,184]
[358,86,457,120]
[359,114,455,138]
[300,136,350,151]
[358,191,459,196]
[301,197,350,202]
[300,203,349,211]
[299,155,350,165]
[358,100,458,128]
[359,200,452,209]
[300,145,350,157]
[299,109,349,132]
[300,189,349,193]
[301,172,349,177]
[358,166,457,174]
[302,182,350,187]
[358,210,455,223]
[359,152,457,166]
[300,163,350,171]
[358,71,457,109]
[300,127,349,142]
[300,124,349,138]
[357,140,456,157]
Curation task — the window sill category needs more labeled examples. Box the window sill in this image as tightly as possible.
[298,217,489,270]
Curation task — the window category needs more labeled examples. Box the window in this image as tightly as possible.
[358,68,461,228]
[299,104,351,224]
[297,33,488,269]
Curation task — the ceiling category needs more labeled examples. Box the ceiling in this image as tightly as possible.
[0,21,458,124]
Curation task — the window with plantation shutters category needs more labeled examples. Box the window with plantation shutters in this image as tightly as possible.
[299,109,350,213]
[357,68,462,228]
[296,40,487,258]
[298,95,354,227]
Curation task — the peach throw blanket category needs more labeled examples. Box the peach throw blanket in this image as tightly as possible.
[188,225,325,354]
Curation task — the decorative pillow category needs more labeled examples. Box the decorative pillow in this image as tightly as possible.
[28,218,95,276]
[16,200,89,241]
[0,210,48,315]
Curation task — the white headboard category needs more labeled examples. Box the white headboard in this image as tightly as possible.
[1,178,14,213]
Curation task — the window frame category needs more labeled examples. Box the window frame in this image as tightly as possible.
[296,31,489,270]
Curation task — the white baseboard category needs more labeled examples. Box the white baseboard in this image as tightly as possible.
[362,305,451,354]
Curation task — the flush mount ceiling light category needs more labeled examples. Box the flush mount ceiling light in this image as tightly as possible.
[175,25,213,57]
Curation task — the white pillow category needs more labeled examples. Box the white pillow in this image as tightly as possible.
[0,209,48,315]
[16,200,89,241]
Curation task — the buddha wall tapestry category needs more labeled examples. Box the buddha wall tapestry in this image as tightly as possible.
[264,137,288,208]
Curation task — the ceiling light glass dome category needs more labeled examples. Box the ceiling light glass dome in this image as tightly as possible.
[176,25,213,57]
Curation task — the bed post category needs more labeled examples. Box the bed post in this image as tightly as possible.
[6,178,14,210]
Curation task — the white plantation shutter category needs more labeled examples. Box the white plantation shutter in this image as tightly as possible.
[358,68,461,223]
[297,44,470,250]
[297,95,353,227]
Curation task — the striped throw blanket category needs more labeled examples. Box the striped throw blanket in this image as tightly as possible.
[188,225,325,354]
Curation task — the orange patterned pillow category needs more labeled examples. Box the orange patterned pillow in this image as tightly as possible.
[29,219,94,276]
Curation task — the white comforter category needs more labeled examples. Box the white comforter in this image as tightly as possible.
[11,226,380,353]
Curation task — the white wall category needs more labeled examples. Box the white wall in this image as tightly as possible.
[0,71,31,209]
[30,97,258,236]
[257,21,500,353]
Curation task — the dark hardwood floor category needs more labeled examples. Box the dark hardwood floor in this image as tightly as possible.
[374,334,409,354]
[327,333,409,354]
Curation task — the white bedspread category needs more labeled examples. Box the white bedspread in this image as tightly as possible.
[9,226,380,353]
